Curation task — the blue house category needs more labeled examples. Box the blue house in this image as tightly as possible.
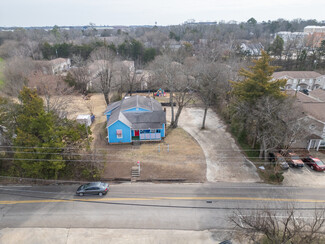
[104,95,166,144]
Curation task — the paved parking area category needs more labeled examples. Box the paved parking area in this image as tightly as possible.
[283,151,325,187]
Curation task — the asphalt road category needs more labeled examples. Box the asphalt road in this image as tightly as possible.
[1,182,325,230]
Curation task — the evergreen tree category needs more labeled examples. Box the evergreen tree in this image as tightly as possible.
[13,87,88,179]
[230,50,286,104]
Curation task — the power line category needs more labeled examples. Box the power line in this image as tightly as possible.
[0,144,324,152]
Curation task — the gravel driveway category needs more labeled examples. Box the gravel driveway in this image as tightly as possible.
[178,107,260,183]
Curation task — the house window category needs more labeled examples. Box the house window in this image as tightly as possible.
[116,129,123,138]
[309,124,316,130]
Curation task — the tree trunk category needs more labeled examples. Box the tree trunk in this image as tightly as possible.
[201,106,208,129]
[252,126,258,148]
[170,91,174,125]
[172,105,183,128]
[103,91,109,105]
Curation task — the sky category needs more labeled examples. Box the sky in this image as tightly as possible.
[1,0,325,27]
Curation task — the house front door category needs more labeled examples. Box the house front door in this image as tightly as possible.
[135,130,139,136]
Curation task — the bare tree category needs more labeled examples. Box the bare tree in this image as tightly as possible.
[3,57,35,96]
[171,58,197,128]
[117,61,142,96]
[150,54,182,126]
[233,96,308,159]
[90,47,117,105]
[195,60,231,129]
[70,67,90,95]
[28,71,74,114]
[230,206,325,244]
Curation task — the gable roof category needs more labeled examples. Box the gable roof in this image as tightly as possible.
[124,111,166,129]
[287,90,325,123]
[309,89,325,102]
[120,95,162,112]
[273,71,323,79]
[104,100,122,114]
[106,95,165,129]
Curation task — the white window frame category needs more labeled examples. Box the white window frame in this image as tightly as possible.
[116,129,123,139]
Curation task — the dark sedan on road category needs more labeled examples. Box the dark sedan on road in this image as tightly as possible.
[302,157,325,171]
[76,182,109,196]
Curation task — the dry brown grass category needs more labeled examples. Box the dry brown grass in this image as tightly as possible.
[58,93,206,182]
[102,128,206,182]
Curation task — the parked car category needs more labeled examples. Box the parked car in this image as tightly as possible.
[76,182,109,196]
[302,156,325,171]
[280,150,304,168]
[300,89,309,95]
[268,152,289,170]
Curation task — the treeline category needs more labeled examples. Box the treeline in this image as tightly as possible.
[40,39,158,65]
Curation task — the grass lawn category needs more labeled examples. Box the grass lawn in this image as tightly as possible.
[0,57,4,88]
[100,127,206,182]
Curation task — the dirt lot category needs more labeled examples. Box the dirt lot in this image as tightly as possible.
[63,93,206,182]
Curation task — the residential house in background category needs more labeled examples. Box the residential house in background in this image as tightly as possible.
[239,41,264,56]
[35,58,71,75]
[104,95,166,144]
[273,71,325,90]
[50,58,71,74]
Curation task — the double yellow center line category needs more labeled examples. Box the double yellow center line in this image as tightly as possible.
[1,196,325,205]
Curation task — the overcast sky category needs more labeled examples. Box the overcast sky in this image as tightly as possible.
[1,0,325,27]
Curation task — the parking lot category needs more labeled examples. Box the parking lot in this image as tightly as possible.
[283,150,325,187]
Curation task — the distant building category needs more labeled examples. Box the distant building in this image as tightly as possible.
[276,31,307,46]
[239,41,264,56]
[273,71,325,91]
[34,58,71,75]
[304,26,325,33]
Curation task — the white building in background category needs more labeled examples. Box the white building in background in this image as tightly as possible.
[273,71,325,91]
[276,31,307,44]
[34,58,71,75]
[239,42,264,56]
[304,26,325,33]
[49,58,71,74]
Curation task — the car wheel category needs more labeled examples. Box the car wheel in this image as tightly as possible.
[79,192,84,196]
[311,166,314,170]
[99,192,103,196]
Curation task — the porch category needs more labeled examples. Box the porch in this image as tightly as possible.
[132,129,162,141]
[307,134,324,151]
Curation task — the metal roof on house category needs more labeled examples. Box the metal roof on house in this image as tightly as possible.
[124,111,166,129]
[120,95,162,112]
[273,71,323,79]
[104,100,122,114]
[106,95,165,129]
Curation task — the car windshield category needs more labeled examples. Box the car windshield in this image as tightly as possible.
[315,160,325,166]
[79,185,86,190]
[291,156,300,160]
